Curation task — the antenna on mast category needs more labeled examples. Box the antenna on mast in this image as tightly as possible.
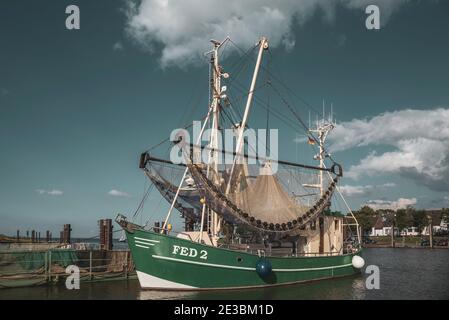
[322,99,325,125]
[330,102,333,123]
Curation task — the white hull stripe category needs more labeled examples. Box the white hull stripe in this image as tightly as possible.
[135,236,160,243]
[136,244,150,249]
[152,255,353,272]
[272,263,353,272]
[136,270,196,289]
[135,240,155,246]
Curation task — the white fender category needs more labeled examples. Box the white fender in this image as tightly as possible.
[352,255,365,269]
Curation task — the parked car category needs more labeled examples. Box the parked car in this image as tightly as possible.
[420,239,437,246]
[436,239,448,246]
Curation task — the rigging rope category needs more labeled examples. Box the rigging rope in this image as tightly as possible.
[132,180,154,219]
[228,39,336,161]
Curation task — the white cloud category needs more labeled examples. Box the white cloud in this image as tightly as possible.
[47,190,63,196]
[36,189,63,196]
[339,182,395,197]
[365,197,417,210]
[329,108,449,191]
[113,42,124,51]
[125,0,408,68]
[108,189,131,197]
[293,136,308,143]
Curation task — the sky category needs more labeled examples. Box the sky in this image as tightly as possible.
[1,0,448,237]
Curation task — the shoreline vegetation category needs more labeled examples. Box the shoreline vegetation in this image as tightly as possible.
[354,206,449,248]
[362,235,449,249]
[354,206,449,233]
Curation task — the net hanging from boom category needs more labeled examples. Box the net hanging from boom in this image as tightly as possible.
[139,144,341,235]
[186,155,340,234]
[143,159,203,222]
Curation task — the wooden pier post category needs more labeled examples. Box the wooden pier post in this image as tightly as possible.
[44,251,48,282]
[89,250,93,280]
[99,219,113,250]
[429,222,433,249]
[63,224,71,244]
[125,251,129,279]
[390,220,395,248]
[48,250,52,282]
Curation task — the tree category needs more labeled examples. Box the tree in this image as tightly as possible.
[411,209,427,232]
[395,209,409,232]
[354,206,376,234]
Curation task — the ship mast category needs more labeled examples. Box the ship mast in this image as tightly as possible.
[304,108,335,195]
[202,37,268,244]
[203,37,230,246]
[159,38,231,237]
[307,108,363,249]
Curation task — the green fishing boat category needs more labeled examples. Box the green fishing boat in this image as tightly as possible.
[116,36,364,290]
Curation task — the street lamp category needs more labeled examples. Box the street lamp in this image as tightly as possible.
[427,214,433,249]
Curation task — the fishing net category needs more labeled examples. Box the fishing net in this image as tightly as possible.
[0,249,135,288]
[143,147,340,234]
[0,249,78,288]
[188,161,339,233]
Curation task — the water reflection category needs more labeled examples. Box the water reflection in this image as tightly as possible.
[138,275,362,300]
[139,290,198,300]
[1,248,448,300]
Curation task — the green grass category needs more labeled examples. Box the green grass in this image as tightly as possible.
[370,235,448,245]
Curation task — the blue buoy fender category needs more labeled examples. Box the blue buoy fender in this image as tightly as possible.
[256,258,272,278]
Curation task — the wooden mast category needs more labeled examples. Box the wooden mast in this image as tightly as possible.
[202,37,230,245]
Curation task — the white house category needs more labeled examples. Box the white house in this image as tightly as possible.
[370,217,399,237]
[421,209,449,235]
[400,226,419,236]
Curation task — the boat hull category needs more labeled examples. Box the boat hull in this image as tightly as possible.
[126,229,362,290]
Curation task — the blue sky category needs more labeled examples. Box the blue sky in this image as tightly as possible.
[1,0,448,237]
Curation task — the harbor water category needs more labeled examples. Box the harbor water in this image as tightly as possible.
[1,248,448,300]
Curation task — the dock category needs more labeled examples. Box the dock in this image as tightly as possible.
[0,220,136,289]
